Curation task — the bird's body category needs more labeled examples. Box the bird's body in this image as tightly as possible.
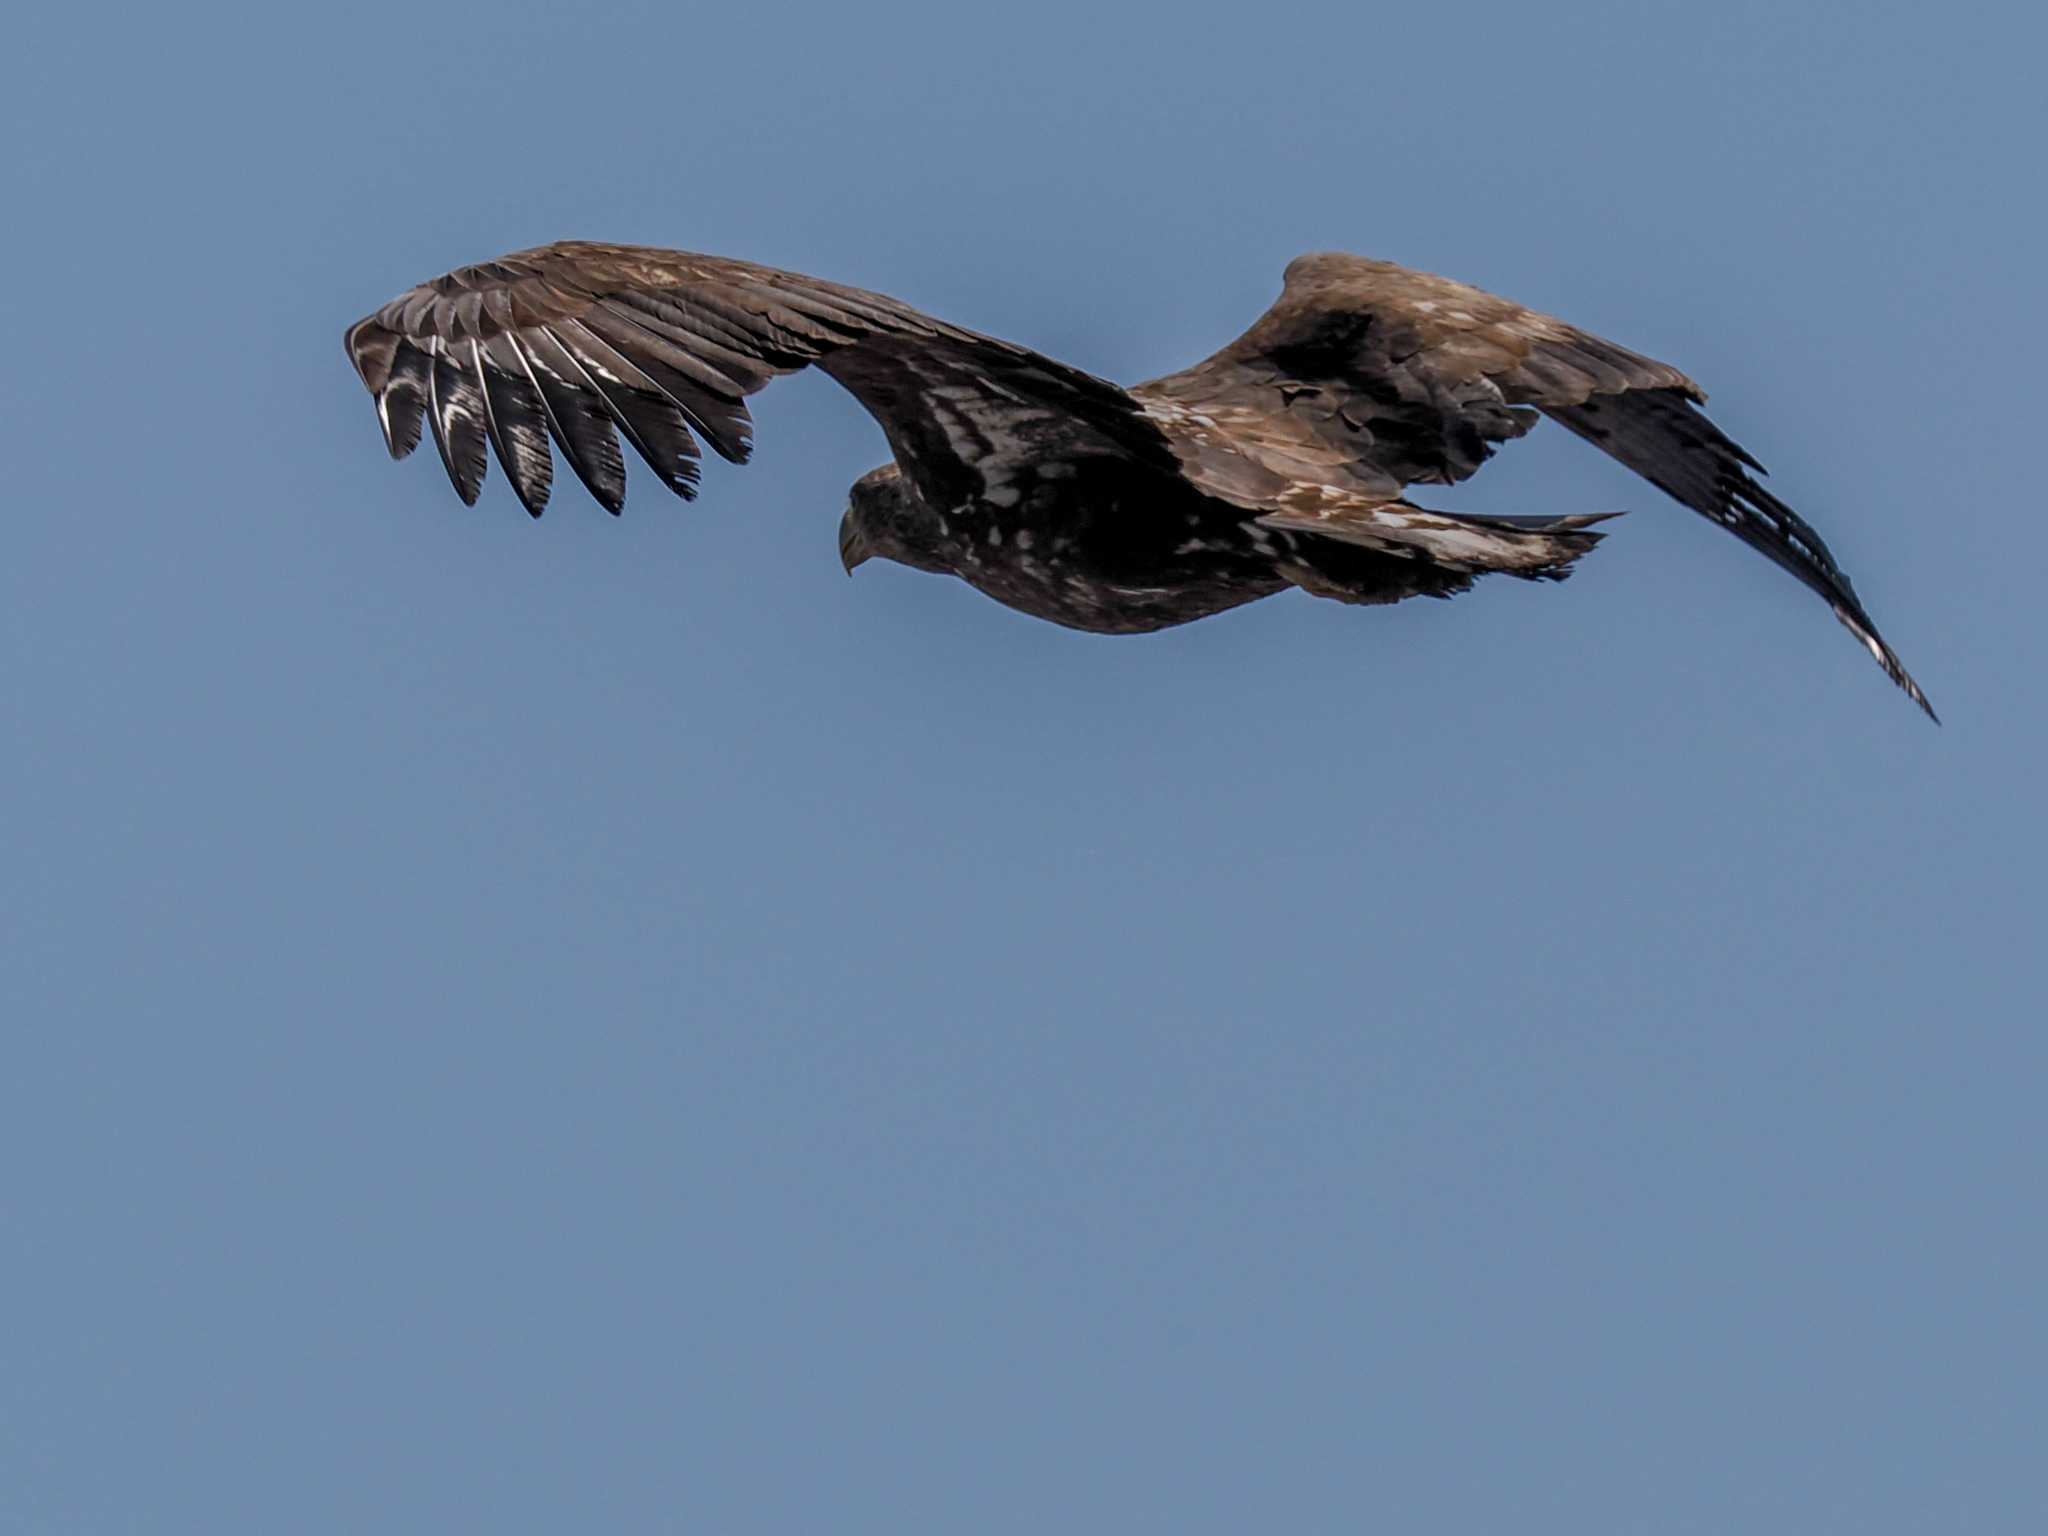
[344,241,1932,716]
[854,460,1291,636]
[841,459,1566,636]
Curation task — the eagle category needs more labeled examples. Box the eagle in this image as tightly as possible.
[344,241,1933,719]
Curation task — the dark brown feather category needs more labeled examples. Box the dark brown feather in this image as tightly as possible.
[517,328,628,514]
[426,349,488,504]
[1545,390,1932,719]
[474,337,554,517]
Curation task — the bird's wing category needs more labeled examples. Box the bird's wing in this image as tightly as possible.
[343,241,1178,517]
[1138,251,1931,718]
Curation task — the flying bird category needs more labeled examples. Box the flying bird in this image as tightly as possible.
[344,241,1933,718]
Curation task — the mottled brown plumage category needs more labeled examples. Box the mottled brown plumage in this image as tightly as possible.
[344,241,1932,718]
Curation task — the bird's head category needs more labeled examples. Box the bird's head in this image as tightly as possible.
[840,463,952,576]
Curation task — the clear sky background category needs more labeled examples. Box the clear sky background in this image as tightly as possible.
[3,2,2043,1531]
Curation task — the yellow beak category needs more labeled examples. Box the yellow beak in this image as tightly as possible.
[838,508,871,576]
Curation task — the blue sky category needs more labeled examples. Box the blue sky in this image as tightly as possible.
[4,1,2044,1530]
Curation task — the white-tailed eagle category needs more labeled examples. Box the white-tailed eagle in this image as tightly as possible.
[344,242,1933,718]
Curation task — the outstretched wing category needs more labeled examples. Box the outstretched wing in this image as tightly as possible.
[1140,251,1932,718]
[343,241,1177,518]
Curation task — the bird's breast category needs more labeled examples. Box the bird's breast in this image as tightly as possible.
[930,492,1285,633]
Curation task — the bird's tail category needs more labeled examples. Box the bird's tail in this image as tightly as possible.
[1257,500,1621,582]
[1434,508,1624,582]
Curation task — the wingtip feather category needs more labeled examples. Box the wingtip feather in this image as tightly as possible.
[1832,604,1938,724]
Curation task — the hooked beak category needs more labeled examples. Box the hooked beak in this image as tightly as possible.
[838,507,871,576]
